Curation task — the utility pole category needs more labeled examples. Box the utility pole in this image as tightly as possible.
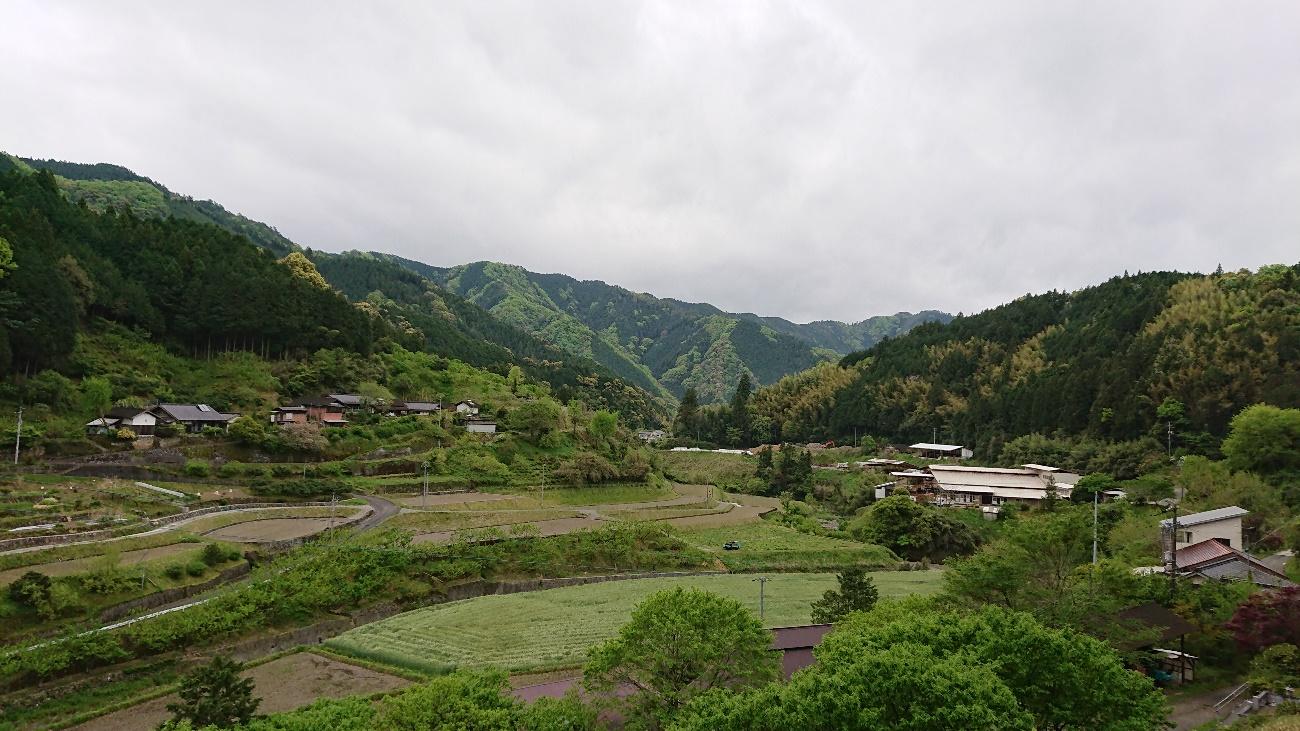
[932,426,937,444]
[1166,421,1173,457]
[1165,502,1179,601]
[13,406,21,465]
[753,576,770,622]
[1092,489,1099,565]
[329,492,337,531]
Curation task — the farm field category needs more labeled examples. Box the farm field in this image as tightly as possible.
[675,520,899,571]
[178,506,364,534]
[657,451,755,486]
[411,516,607,545]
[203,517,349,543]
[70,650,411,731]
[0,542,205,584]
[0,531,202,570]
[327,571,943,674]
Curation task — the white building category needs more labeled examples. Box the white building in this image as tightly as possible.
[909,443,974,460]
[455,400,481,416]
[1161,506,1248,551]
[465,418,496,434]
[929,464,1080,507]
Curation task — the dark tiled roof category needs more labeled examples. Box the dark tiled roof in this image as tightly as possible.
[329,393,363,406]
[106,406,147,419]
[155,404,238,422]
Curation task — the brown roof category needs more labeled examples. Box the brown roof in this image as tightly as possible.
[1175,539,1235,567]
[769,624,833,650]
[1115,602,1196,646]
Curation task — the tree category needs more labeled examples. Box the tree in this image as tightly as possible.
[1226,586,1300,652]
[0,235,14,279]
[755,446,773,481]
[511,399,565,444]
[670,643,1033,731]
[373,670,519,731]
[810,567,879,624]
[167,656,259,729]
[507,365,524,395]
[79,376,112,423]
[807,604,1168,731]
[1070,473,1116,504]
[587,409,619,448]
[1248,643,1300,694]
[8,571,53,611]
[729,375,753,446]
[584,588,778,728]
[278,251,330,289]
[1221,404,1300,475]
[849,495,978,561]
[357,380,394,408]
[674,388,699,438]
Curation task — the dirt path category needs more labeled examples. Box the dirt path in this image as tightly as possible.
[354,495,401,529]
[70,651,410,731]
[1168,685,1240,730]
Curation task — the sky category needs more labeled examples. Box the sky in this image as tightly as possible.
[3,1,1298,323]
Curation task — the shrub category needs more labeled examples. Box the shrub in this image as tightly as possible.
[186,561,207,577]
[184,460,210,478]
[165,564,185,580]
[217,462,240,479]
[201,543,227,566]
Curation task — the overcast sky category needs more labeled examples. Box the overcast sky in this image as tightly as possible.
[3,2,1298,322]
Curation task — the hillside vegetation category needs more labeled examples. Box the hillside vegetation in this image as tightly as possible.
[744,266,1300,457]
[398,257,946,403]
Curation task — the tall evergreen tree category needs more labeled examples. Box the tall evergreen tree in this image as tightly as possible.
[730,374,752,446]
[675,387,700,438]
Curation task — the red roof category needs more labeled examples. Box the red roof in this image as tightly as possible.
[1175,539,1235,568]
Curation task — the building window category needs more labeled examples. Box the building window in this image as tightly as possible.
[1178,531,1193,543]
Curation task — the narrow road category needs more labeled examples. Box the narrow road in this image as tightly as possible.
[354,495,400,530]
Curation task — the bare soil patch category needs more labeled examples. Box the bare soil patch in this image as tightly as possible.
[203,518,339,543]
[71,651,410,731]
[662,503,768,529]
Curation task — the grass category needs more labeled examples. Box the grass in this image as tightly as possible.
[327,571,942,674]
[179,507,361,534]
[386,509,580,532]
[657,451,755,485]
[606,505,730,522]
[675,520,899,571]
[493,483,678,506]
[0,531,203,571]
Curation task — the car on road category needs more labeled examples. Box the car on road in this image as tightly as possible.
[722,540,740,550]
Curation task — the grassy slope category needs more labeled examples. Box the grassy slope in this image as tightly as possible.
[327,571,942,673]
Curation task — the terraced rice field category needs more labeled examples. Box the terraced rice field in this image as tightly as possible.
[327,571,943,673]
[0,543,205,584]
[71,651,410,731]
[203,517,347,543]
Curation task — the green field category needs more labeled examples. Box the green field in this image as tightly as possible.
[326,571,943,674]
[675,521,899,571]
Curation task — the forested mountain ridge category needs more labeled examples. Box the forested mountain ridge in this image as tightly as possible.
[0,162,665,424]
[746,265,1300,459]
[1,154,302,257]
[389,257,948,404]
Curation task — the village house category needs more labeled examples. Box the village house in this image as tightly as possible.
[465,417,497,434]
[328,393,365,411]
[858,458,911,470]
[636,429,666,442]
[84,406,161,436]
[929,464,1080,507]
[271,396,349,427]
[455,400,480,416]
[153,403,240,433]
[1173,538,1294,589]
[1161,506,1248,550]
[388,401,442,416]
[908,442,974,460]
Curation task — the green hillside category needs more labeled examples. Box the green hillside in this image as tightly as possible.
[393,257,946,404]
[0,154,666,424]
[741,266,1300,458]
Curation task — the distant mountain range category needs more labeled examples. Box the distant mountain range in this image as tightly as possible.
[2,153,948,404]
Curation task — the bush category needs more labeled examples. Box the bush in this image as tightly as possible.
[200,543,227,566]
[165,564,185,580]
[217,462,240,479]
[241,464,269,479]
[186,561,207,578]
[184,460,210,478]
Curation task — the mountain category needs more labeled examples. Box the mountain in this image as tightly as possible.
[386,256,949,404]
[2,155,301,257]
[0,154,666,424]
[740,266,1300,459]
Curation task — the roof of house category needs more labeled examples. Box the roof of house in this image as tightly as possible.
[909,442,965,452]
[929,464,1081,491]
[1115,603,1196,648]
[328,393,363,406]
[456,399,479,407]
[274,405,309,412]
[85,417,120,427]
[401,401,441,410]
[106,406,148,419]
[1175,538,1294,587]
[770,624,834,650]
[1160,506,1249,529]
[1021,463,1060,472]
[154,404,238,422]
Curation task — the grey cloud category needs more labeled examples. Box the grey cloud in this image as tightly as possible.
[2,0,1297,321]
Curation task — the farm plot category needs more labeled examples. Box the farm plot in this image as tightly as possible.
[203,518,344,543]
[327,572,942,674]
[410,516,608,545]
[178,507,359,534]
[675,521,899,571]
[388,509,579,533]
[0,542,205,584]
[392,492,517,509]
[71,650,411,731]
